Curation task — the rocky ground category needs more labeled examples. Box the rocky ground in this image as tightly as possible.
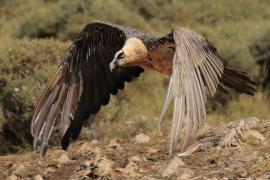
[0,117,270,180]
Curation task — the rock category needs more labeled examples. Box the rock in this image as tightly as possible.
[176,168,194,179]
[97,158,114,175]
[163,157,185,177]
[5,161,13,168]
[198,123,211,135]
[80,160,91,169]
[178,173,190,179]
[14,87,20,92]
[240,171,248,178]
[7,175,18,180]
[34,174,44,180]
[120,161,139,177]
[108,138,122,150]
[93,147,103,159]
[144,177,158,180]
[44,167,56,176]
[13,164,26,176]
[204,178,218,180]
[220,120,249,148]
[146,147,159,154]
[257,175,270,180]
[91,139,99,144]
[56,153,71,164]
[245,130,265,141]
[134,133,150,144]
[245,117,260,128]
[129,156,141,162]
[77,142,94,155]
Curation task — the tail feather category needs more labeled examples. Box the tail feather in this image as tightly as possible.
[221,67,257,95]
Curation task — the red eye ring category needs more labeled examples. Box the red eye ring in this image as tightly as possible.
[117,51,125,59]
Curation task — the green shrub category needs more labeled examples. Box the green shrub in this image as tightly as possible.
[11,0,152,40]
[13,1,81,39]
[250,30,270,88]
[0,37,69,154]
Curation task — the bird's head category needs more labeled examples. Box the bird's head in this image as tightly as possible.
[110,38,149,72]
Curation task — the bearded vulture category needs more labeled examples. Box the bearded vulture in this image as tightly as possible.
[31,21,256,156]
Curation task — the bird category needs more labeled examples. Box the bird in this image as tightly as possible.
[31,21,256,156]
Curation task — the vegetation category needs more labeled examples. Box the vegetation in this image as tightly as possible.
[250,30,270,87]
[0,0,270,155]
[0,38,68,154]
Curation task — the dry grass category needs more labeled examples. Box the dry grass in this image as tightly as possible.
[207,92,270,127]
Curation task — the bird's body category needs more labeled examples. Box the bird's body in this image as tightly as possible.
[31,21,256,156]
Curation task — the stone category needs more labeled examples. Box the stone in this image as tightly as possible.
[129,156,141,162]
[146,147,159,154]
[246,130,265,141]
[13,164,26,176]
[134,133,150,144]
[91,139,99,144]
[177,168,194,179]
[107,138,122,150]
[163,157,185,177]
[34,174,44,180]
[7,175,18,180]
[56,153,71,164]
[80,161,91,169]
[97,158,114,175]
[245,117,260,128]
[77,142,93,154]
[120,161,139,177]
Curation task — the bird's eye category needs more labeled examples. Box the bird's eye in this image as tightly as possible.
[117,52,125,59]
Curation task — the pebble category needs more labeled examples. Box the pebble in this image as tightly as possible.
[56,153,71,164]
[7,175,18,180]
[134,133,150,144]
[34,174,44,180]
[97,158,114,175]
[163,157,185,177]
[107,138,122,150]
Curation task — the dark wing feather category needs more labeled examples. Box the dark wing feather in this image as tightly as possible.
[31,22,144,155]
[159,27,256,156]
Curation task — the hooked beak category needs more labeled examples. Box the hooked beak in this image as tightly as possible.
[109,58,120,73]
[110,50,126,72]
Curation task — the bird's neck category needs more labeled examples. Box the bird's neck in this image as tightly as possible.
[122,37,175,75]
[147,42,175,75]
[122,38,153,68]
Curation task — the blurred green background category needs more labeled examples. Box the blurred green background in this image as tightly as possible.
[0,0,270,155]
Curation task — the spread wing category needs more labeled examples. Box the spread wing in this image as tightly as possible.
[31,22,144,155]
[159,27,256,155]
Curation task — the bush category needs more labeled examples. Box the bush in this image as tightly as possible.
[11,0,152,40]
[250,30,270,88]
[13,1,82,39]
[0,37,68,154]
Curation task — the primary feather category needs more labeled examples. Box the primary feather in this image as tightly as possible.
[159,27,256,156]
